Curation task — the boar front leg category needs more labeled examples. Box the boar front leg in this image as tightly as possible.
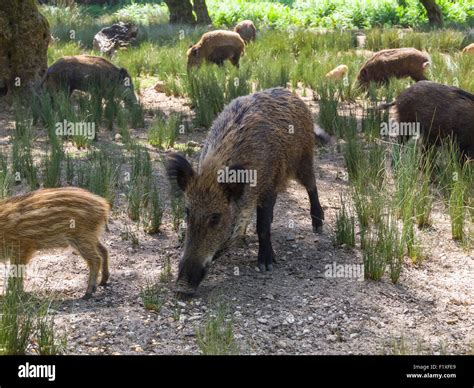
[256,192,277,272]
[8,245,34,292]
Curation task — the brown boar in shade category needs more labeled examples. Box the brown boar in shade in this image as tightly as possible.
[187,30,245,68]
[166,87,325,296]
[382,81,474,158]
[0,188,110,299]
[234,20,257,43]
[357,48,430,87]
[43,55,137,105]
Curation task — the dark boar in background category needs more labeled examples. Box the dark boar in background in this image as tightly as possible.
[383,81,474,158]
[234,20,257,43]
[43,54,137,105]
[357,48,430,87]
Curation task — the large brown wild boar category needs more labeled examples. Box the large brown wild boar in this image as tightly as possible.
[357,48,429,87]
[234,20,257,43]
[43,55,137,105]
[187,30,245,68]
[382,81,474,158]
[166,87,325,295]
[0,188,110,299]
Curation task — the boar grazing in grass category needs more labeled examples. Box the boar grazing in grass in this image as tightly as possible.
[43,55,137,105]
[187,30,245,68]
[357,48,429,88]
[166,87,325,295]
[234,20,257,43]
[0,188,110,299]
[462,43,474,54]
[383,81,474,158]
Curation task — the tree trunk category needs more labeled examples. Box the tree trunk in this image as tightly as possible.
[93,22,138,56]
[420,0,444,28]
[0,0,50,96]
[164,0,196,25]
[193,0,212,25]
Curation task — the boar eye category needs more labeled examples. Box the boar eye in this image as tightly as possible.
[185,207,190,219]
[209,213,221,227]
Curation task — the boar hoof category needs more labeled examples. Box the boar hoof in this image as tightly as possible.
[258,263,274,272]
[176,291,195,300]
[175,282,197,298]
[82,292,92,300]
[313,225,323,234]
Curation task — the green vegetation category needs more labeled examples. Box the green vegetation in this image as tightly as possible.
[0,281,66,355]
[196,302,239,355]
[140,279,165,312]
[41,0,474,32]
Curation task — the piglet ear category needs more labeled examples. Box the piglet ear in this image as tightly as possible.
[220,164,247,202]
[166,153,195,192]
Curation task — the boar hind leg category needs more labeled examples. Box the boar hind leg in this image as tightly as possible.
[257,192,277,272]
[229,54,241,68]
[307,187,324,233]
[74,241,101,299]
[296,158,324,233]
[97,242,109,287]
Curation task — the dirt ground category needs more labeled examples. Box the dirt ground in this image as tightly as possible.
[0,87,472,355]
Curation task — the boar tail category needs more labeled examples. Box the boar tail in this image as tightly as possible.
[376,101,396,111]
[313,124,334,146]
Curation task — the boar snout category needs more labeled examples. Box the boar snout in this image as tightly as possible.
[175,257,209,296]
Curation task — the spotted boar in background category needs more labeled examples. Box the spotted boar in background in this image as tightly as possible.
[462,43,474,54]
[187,30,245,68]
[357,48,430,87]
[381,81,474,158]
[234,20,257,43]
[43,54,137,105]
[166,87,325,295]
[0,188,110,299]
[326,64,348,80]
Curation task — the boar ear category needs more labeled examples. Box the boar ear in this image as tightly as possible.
[166,153,195,192]
[220,164,247,202]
